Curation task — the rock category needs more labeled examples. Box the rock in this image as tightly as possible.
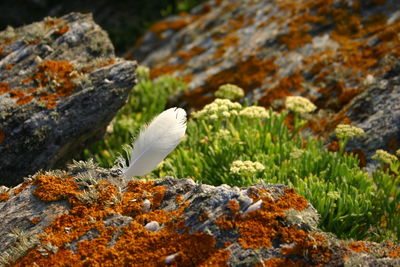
[0,165,399,266]
[129,0,400,165]
[0,13,137,186]
[344,62,400,170]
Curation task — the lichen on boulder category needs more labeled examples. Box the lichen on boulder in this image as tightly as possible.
[0,165,399,266]
[0,13,137,186]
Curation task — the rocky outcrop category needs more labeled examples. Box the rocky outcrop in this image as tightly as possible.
[129,0,400,166]
[345,62,400,170]
[0,13,137,186]
[0,164,399,266]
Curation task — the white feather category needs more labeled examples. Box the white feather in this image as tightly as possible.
[123,107,187,178]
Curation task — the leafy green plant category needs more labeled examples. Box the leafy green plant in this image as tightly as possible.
[85,74,400,242]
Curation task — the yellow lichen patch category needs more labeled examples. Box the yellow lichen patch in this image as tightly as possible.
[32,174,79,202]
[0,191,10,202]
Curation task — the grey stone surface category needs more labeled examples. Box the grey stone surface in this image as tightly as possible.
[0,13,137,186]
[345,63,400,170]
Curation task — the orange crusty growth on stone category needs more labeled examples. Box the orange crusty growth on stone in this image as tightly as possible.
[0,191,10,202]
[12,172,341,266]
[139,0,400,136]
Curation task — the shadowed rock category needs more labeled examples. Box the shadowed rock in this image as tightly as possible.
[0,13,137,186]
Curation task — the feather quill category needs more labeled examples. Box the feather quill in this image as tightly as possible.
[122,107,187,178]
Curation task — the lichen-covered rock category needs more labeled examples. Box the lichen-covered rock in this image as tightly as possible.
[129,0,400,166]
[0,13,137,186]
[0,165,399,266]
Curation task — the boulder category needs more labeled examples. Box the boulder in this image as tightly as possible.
[129,0,400,166]
[0,13,137,186]
[345,62,400,170]
[0,164,399,266]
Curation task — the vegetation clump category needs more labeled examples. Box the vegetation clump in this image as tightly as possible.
[85,71,400,242]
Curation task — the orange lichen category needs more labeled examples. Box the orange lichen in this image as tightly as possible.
[0,192,10,202]
[176,46,206,62]
[44,18,64,27]
[227,200,240,212]
[184,56,277,109]
[55,26,69,35]
[10,165,332,267]
[259,72,304,108]
[150,18,191,39]
[13,181,32,196]
[348,241,370,253]
[215,187,324,264]
[388,245,400,258]
[150,64,184,80]
[34,60,77,96]
[32,174,79,202]
[14,176,234,266]
[4,64,14,70]
[29,217,41,224]
[0,82,9,94]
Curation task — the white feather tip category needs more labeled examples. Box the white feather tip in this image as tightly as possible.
[122,107,187,178]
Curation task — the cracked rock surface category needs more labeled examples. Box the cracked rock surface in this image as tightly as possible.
[0,13,137,185]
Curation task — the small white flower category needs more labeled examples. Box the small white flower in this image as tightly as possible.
[372,149,398,165]
[285,96,317,114]
[335,124,365,139]
[239,106,269,119]
[230,160,265,174]
[192,98,242,120]
[214,83,245,100]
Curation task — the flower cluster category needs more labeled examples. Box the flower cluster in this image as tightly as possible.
[290,147,304,159]
[335,124,365,139]
[230,160,265,174]
[285,96,317,114]
[215,129,231,139]
[239,106,270,119]
[136,65,150,80]
[214,83,244,100]
[192,98,242,120]
[372,149,398,165]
